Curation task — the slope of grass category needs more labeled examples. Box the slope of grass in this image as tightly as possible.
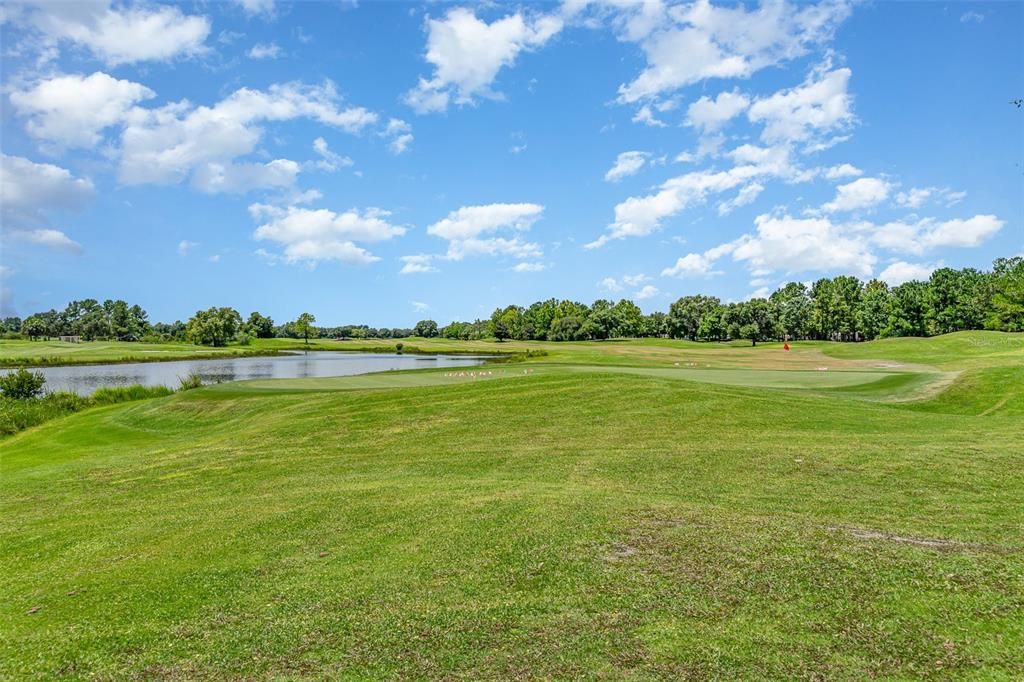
[2,346,1023,678]
[821,330,1024,369]
[902,366,1024,417]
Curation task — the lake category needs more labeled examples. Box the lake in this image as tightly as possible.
[19,352,488,395]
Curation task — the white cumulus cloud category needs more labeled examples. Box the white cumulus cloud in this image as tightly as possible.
[821,177,891,213]
[405,7,563,113]
[11,0,210,66]
[9,72,155,149]
[251,203,406,265]
[605,151,651,182]
[878,260,938,286]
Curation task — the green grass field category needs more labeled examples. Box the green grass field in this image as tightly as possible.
[2,332,1023,678]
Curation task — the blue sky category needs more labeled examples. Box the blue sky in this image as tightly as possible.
[1,0,1021,326]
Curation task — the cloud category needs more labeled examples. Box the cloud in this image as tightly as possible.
[423,203,545,263]
[747,65,855,148]
[821,177,891,213]
[686,89,750,133]
[191,159,300,194]
[119,81,377,192]
[312,137,354,172]
[871,215,1004,254]
[599,277,623,292]
[177,239,199,256]
[588,143,802,248]
[12,1,210,66]
[605,151,651,182]
[405,7,563,113]
[14,229,83,254]
[248,42,282,59]
[633,284,660,300]
[512,261,545,272]
[894,186,966,209]
[632,105,668,127]
[717,182,764,215]
[9,72,155,149]
[661,242,736,278]
[614,0,851,103]
[732,213,876,277]
[232,0,276,18]
[960,10,984,23]
[399,254,439,275]
[878,260,938,286]
[824,163,862,179]
[383,118,413,155]
[623,273,651,287]
[250,203,406,265]
[1,154,94,248]
[411,301,430,312]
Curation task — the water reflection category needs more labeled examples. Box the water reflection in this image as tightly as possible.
[14,352,487,395]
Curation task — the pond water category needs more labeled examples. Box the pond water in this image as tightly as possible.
[18,352,488,396]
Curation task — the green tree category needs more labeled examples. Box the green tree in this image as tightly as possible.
[882,281,930,337]
[668,295,722,340]
[643,311,667,337]
[985,257,1024,331]
[548,315,583,341]
[414,319,438,338]
[725,299,778,346]
[21,315,48,340]
[770,282,811,340]
[186,307,243,346]
[611,299,644,337]
[928,267,987,334]
[247,312,275,338]
[291,312,318,345]
[857,279,891,341]
[491,318,510,342]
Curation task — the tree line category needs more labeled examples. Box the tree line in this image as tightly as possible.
[5,257,1021,346]
[434,257,1023,345]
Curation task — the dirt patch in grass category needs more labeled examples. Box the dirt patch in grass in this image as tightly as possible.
[829,525,1016,554]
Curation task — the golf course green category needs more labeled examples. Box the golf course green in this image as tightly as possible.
[2,331,1022,678]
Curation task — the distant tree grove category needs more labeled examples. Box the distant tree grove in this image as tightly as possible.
[5,257,1021,346]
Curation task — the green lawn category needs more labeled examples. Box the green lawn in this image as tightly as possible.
[0,339,280,366]
[2,333,1023,678]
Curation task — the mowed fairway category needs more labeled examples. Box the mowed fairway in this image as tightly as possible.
[2,333,1023,678]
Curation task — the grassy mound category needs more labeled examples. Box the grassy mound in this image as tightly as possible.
[821,330,1024,368]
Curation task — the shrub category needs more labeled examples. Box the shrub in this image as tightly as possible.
[0,392,87,436]
[0,368,46,399]
[92,384,173,405]
[178,372,204,391]
[395,342,404,353]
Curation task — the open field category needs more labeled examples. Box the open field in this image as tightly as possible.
[2,332,1023,678]
[0,339,283,367]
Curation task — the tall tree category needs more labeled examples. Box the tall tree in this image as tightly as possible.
[247,312,275,338]
[185,307,243,347]
[668,295,722,340]
[985,257,1024,331]
[882,281,930,337]
[857,279,891,341]
[414,319,439,338]
[770,282,812,340]
[291,312,318,345]
[928,267,987,334]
